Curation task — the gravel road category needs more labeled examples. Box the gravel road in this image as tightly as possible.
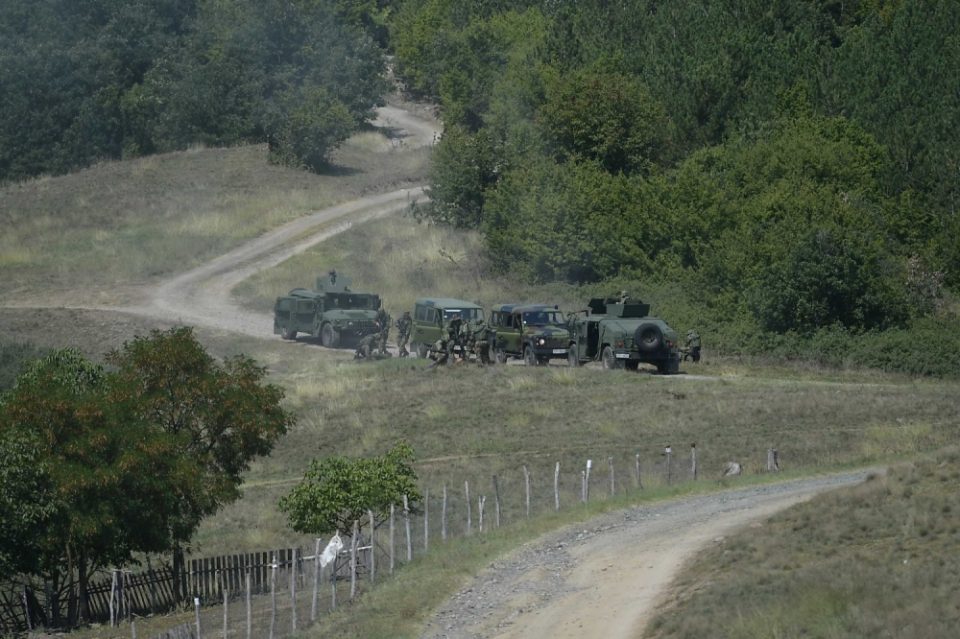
[420,470,877,639]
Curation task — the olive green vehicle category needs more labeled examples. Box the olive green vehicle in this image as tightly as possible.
[567,297,681,373]
[273,274,382,348]
[409,297,485,358]
[488,304,570,365]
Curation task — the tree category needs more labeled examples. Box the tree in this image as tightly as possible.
[106,327,293,597]
[279,442,421,536]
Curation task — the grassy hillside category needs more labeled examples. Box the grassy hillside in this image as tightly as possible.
[646,447,960,639]
[0,134,429,305]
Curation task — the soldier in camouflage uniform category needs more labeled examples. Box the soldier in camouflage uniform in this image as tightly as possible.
[465,319,491,364]
[446,313,464,360]
[354,333,378,360]
[395,311,412,358]
[684,329,701,362]
[375,304,391,355]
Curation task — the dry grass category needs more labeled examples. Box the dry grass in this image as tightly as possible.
[0,139,430,305]
[645,447,960,639]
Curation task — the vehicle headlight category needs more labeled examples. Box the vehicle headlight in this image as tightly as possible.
[537,338,546,346]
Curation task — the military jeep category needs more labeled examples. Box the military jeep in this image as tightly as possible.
[273,273,382,348]
[566,297,681,373]
[488,304,570,365]
[409,297,485,358]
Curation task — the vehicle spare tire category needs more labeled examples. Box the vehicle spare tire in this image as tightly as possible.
[634,323,662,353]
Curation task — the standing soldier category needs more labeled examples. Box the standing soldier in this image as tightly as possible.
[395,311,412,358]
[446,313,464,360]
[375,303,391,355]
[684,329,701,362]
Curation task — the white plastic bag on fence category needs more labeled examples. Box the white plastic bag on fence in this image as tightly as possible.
[319,533,344,567]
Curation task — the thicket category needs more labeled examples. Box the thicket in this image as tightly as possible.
[0,0,388,180]
[389,0,960,374]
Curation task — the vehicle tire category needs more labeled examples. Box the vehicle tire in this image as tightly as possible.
[281,328,297,340]
[567,343,580,367]
[320,324,338,348]
[601,346,621,370]
[523,346,537,366]
[495,347,508,364]
[634,323,663,353]
[416,342,429,359]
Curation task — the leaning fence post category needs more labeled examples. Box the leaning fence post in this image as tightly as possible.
[22,588,32,632]
[389,504,395,574]
[691,443,698,480]
[110,569,118,626]
[523,465,531,518]
[493,475,502,528]
[554,462,560,510]
[403,495,413,562]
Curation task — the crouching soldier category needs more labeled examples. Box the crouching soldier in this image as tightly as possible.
[354,333,379,360]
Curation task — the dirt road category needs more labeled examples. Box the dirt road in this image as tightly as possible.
[420,471,875,639]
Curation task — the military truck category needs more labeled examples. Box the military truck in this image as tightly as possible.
[566,297,681,373]
[273,273,382,348]
[409,297,485,358]
[488,304,570,365]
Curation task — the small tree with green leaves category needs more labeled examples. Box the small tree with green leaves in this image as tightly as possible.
[279,442,421,537]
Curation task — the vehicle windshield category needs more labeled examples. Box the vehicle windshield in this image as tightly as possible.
[443,308,484,321]
[522,310,564,326]
[328,293,379,310]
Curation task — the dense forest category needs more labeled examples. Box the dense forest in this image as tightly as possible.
[2,0,958,373]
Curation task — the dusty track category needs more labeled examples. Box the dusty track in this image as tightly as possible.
[420,471,876,639]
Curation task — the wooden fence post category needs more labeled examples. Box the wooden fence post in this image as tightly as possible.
[767,448,780,472]
[691,443,698,480]
[194,597,201,639]
[441,484,448,541]
[523,466,531,518]
[350,520,358,600]
[585,459,592,502]
[222,574,228,639]
[554,462,560,510]
[478,496,486,533]
[423,488,430,552]
[389,504,395,574]
[493,476,501,528]
[608,456,615,496]
[268,554,276,639]
[245,572,252,639]
[403,495,412,562]
[465,481,472,534]
[290,548,298,632]
[665,446,673,484]
[310,539,320,622]
[635,453,642,489]
[110,570,118,627]
[368,510,376,584]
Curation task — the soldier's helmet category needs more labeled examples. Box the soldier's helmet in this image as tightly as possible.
[687,329,695,336]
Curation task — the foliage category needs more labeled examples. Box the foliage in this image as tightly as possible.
[0,339,46,392]
[0,0,386,181]
[279,442,422,535]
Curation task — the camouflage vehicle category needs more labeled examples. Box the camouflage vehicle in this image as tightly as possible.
[488,304,570,365]
[409,297,485,358]
[567,297,681,373]
[273,274,382,348]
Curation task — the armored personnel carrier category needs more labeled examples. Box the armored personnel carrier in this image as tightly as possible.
[273,272,382,348]
[566,297,681,373]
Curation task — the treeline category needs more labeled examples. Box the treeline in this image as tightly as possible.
[389,0,959,369]
[0,0,389,180]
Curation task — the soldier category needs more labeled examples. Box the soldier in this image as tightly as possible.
[466,319,491,364]
[619,290,629,304]
[446,312,464,359]
[395,311,412,357]
[684,329,701,362]
[427,337,451,368]
[375,303,391,355]
[354,333,378,360]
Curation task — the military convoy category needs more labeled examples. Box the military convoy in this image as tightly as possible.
[273,273,382,347]
[274,275,683,373]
